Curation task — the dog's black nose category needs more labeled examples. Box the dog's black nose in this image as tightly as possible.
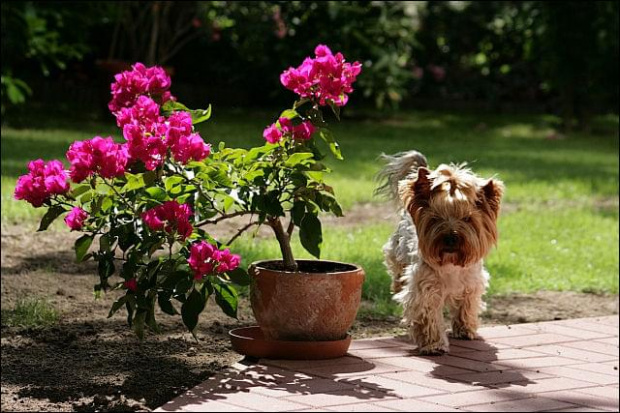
[443,232,459,248]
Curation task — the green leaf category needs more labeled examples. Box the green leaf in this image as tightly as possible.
[318,129,343,160]
[158,292,178,315]
[69,184,90,198]
[284,152,314,168]
[300,212,322,259]
[98,254,116,279]
[225,267,251,286]
[75,234,94,262]
[278,108,299,120]
[124,173,146,191]
[181,288,207,333]
[108,295,127,318]
[146,186,167,201]
[164,176,184,192]
[290,201,305,226]
[38,205,67,232]
[213,283,238,319]
[161,101,212,125]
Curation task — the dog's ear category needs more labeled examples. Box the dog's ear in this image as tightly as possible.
[402,167,431,216]
[478,178,504,218]
[413,167,432,201]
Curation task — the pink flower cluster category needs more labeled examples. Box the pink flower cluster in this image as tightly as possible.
[108,63,174,113]
[66,136,128,182]
[65,207,89,230]
[124,278,138,292]
[14,160,70,207]
[188,241,241,280]
[280,44,362,107]
[142,201,193,240]
[114,89,210,170]
[263,117,315,143]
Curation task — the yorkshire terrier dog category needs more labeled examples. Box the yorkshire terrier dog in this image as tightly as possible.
[377,151,504,355]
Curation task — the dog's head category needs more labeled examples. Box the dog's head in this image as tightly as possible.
[400,163,504,268]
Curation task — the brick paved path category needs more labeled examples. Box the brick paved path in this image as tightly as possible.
[156,316,619,412]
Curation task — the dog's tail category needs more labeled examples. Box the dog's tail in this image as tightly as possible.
[375,150,428,201]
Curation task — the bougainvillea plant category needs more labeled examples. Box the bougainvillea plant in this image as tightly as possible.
[15,46,361,338]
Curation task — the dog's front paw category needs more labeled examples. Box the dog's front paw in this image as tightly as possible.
[450,326,478,340]
[417,343,449,356]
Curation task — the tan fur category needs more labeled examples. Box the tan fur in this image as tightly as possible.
[380,153,504,355]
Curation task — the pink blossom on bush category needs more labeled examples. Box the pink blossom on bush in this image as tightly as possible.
[188,241,217,279]
[66,136,128,182]
[292,121,315,140]
[65,207,88,230]
[263,124,282,143]
[14,159,70,207]
[116,95,163,130]
[108,63,172,113]
[142,201,194,240]
[280,44,362,107]
[213,248,241,273]
[124,278,138,292]
[171,133,211,164]
[122,122,168,170]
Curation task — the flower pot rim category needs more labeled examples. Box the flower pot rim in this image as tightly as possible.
[249,258,363,275]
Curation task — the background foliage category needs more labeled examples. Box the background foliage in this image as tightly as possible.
[1,1,618,129]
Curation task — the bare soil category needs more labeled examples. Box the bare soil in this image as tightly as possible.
[1,216,618,412]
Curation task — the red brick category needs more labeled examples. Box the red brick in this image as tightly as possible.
[569,362,620,377]
[493,356,581,370]
[553,320,619,336]
[579,316,619,327]
[448,338,511,351]
[322,402,401,411]
[349,338,402,350]
[379,356,472,376]
[536,366,618,385]
[346,374,445,398]
[416,354,503,372]
[538,389,618,411]
[561,340,619,356]
[348,346,416,359]
[491,333,579,348]
[299,361,406,379]
[573,385,620,403]
[372,398,462,412]
[382,370,481,393]
[465,396,576,412]
[443,369,552,386]
[283,389,396,408]
[476,325,539,340]
[500,377,595,394]
[527,345,617,363]
[596,337,619,346]
[456,348,543,362]
[248,378,355,398]
[262,356,363,371]
[523,323,610,340]
[417,388,531,408]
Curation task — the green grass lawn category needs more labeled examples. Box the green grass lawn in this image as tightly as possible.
[2,109,618,317]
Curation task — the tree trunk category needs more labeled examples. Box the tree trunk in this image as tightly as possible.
[268,217,298,272]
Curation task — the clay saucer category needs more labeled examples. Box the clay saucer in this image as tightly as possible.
[229,326,351,360]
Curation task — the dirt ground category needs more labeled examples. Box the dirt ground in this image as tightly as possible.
[1,220,618,412]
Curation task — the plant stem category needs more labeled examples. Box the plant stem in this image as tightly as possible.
[268,216,297,272]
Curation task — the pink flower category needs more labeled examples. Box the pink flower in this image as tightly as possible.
[142,201,194,240]
[188,241,217,279]
[280,45,362,107]
[66,137,128,182]
[213,248,241,273]
[124,278,138,292]
[14,159,70,207]
[64,207,88,230]
[263,124,282,143]
[108,63,172,113]
[171,133,211,164]
[116,95,162,130]
[292,121,315,140]
[122,122,168,170]
[427,64,446,82]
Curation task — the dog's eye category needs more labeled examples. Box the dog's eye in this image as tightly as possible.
[463,216,472,223]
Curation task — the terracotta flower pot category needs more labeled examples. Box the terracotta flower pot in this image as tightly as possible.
[249,259,365,341]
